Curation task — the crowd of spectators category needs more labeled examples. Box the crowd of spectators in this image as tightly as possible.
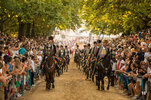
[109,32,151,100]
[0,32,44,100]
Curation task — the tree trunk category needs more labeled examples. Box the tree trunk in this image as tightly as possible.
[26,23,31,38]
[0,18,4,33]
[18,17,25,40]
[49,20,55,36]
[31,21,35,37]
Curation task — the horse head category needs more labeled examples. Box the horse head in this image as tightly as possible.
[103,51,112,65]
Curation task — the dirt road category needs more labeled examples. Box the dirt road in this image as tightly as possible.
[18,57,131,100]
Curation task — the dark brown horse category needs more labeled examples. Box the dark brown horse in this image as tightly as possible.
[43,49,56,90]
[97,52,112,90]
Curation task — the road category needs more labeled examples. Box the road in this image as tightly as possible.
[18,57,131,100]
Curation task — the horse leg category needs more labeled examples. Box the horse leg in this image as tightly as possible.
[48,74,51,90]
[97,77,100,90]
[85,69,89,80]
[96,75,98,86]
[92,75,94,82]
[62,65,64,74]
[46,74,49,90]
[49,79,51,90]
[107,75,110,90]
[46,80,48,90]
[56,65,60,76]
[52,76,55,88]
[101,77,104,91]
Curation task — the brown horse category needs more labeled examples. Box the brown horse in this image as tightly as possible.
[43,50,56,90]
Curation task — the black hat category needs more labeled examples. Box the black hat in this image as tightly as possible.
[48,36,54,40]
[84,45,87,47]
[77,45,79,47]
[97,40,102,43]
[94,41,97,44]
[87,43,91,47]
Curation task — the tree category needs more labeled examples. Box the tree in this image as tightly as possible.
[82,0,151,35]
[0,0,84,39]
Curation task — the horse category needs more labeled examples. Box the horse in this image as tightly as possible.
[97,52,112,90]
[64,55,70,72]
[74,53,81,69]
[43,49,56,90]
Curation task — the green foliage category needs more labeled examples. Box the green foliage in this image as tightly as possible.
[82,0,151,35]
[0,0,84,37]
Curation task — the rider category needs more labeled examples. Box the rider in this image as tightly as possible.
[43,36,56,57]
[65,46,70,64]
[59,45,65,59]
[55,45,61,76]
[96,40,109,84]
[65,46,70,57]
[91,41,97,57]
[87,43,92,56]
[41,36,56,72]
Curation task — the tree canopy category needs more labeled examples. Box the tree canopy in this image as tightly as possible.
[0,0,83,39]
[82,0,151,35]
[0,0,151,38]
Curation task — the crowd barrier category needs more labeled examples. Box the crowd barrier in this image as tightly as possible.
[0,69,32,100]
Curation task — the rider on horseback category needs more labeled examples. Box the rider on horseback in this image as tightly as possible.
[95,39,110,86]
[65,46,70,64]
[59,45,65,59]
[55,45,61,76]
[42,36,56,90]
[41,36,56,73]
[74,45,81,67]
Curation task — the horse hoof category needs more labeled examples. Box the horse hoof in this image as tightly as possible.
[52,85,55,88]
[85,78,88,80]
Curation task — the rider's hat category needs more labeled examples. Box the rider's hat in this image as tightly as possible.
[48,36,54,40]
[93,41,97,44]
[87,43,91,47]
[97,40,102,43]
